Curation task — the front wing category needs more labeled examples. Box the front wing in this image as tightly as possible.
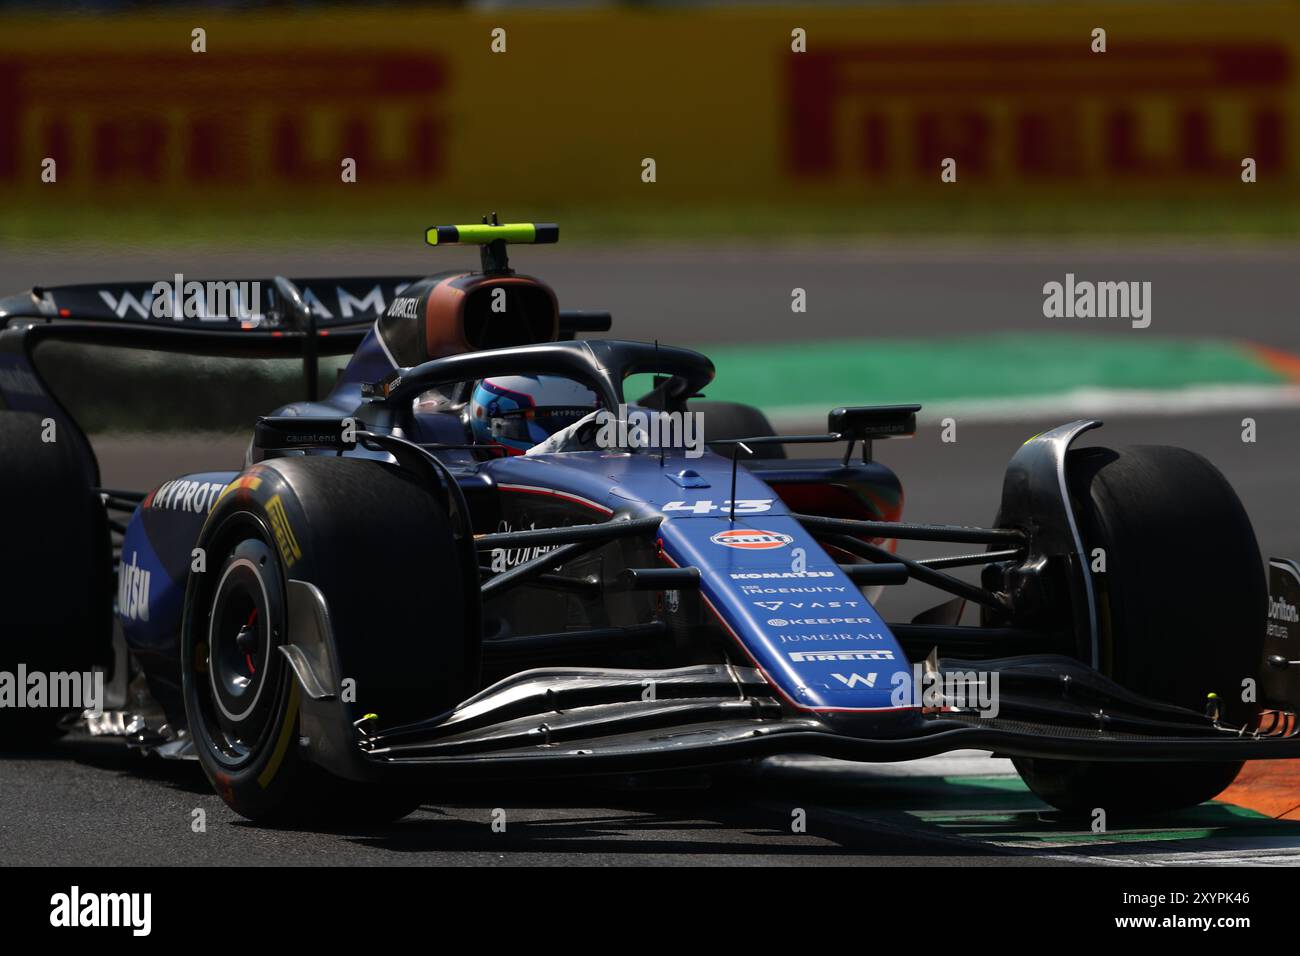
[286,651,1300,784]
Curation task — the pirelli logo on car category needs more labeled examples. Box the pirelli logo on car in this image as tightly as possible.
[789,649,894,663]
[709,529,794,550]
[265,495,302,568]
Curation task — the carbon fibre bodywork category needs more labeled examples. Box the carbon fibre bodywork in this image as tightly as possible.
[5,269,1300,784]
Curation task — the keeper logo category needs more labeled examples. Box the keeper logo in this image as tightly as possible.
[767,616,872,626]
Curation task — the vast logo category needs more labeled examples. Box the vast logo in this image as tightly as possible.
[787,43,1291,184]
[711,529,793,550]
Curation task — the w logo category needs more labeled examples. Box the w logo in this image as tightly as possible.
[832,672,876,689]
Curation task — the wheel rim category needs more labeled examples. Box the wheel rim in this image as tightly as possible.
[194,536,287,769]
[209,558,272,724]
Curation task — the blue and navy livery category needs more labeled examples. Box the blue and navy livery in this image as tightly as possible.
[477,450,912,714]
[4,230,1293,823]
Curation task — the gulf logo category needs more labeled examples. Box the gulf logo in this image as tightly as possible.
[710,529,794,550]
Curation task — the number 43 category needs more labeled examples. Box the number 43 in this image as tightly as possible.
[663,499,772,514]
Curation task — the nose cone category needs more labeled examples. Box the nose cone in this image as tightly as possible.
[655,513,916,716]
[813,700,931,741]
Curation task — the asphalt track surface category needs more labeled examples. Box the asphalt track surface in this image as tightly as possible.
[4,244,1300,865]
[4,241,1297,348]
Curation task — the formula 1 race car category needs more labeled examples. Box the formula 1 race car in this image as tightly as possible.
[5,220,1300,823]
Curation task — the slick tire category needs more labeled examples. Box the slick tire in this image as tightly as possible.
[182,456,475,824]
[1013,445,1263,815]
[0,411,111,745]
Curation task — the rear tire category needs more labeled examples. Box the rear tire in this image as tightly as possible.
[0,411,111,745]
[1012,445,1263,815]
[694,400,785,460]
[182,455,475,824]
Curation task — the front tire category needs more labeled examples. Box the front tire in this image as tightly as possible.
[182,456,475,824]
[1013,445,1263,815]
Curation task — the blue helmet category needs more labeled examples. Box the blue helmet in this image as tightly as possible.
[468,375,600,454]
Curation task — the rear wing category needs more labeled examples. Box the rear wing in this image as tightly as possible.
[0,275,611,350]
[0,276,421,349]
[0,272,612,436]
[0,277,423,440]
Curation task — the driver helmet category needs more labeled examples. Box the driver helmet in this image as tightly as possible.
[468,375,600,454]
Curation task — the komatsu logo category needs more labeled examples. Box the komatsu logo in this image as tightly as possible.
[118,551,151,623]
[730,570,834,580]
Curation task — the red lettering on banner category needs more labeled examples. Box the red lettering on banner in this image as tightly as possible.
[0,53,449,186]
[787,43,1291,183]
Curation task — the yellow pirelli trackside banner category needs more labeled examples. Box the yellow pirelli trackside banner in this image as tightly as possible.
[0,3,1297,209]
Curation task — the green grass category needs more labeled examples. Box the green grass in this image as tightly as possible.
[3,195,1298,248]
[701,333,1285,414]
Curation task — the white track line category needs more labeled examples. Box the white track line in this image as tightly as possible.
[768,383,1300,430]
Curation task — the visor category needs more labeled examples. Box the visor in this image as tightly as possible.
[490,405,595,445]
